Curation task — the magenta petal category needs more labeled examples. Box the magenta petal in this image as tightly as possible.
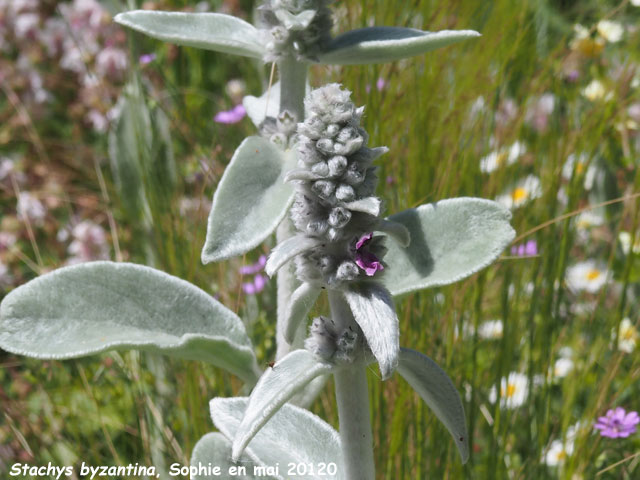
[355,255,384,276]
[356,232,373,250]
[242,282,256,295]
[214,104,246,124]
[139,53,156,65]
[253,274,267,292]
[525,240,538,255]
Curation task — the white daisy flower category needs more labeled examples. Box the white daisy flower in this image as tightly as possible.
[565,260,609,293]
[489,372,529,409]
[479,142,526,173]
[570,24,605,56]
[575,210,604,230]
[544,439,574,467]
[552,357,574,379]
[616,318,638,353]
[582,79,612,102]
[477,319,503,340]
[495,175,542,209]
[574,210,604,243]
[618,231,640,255]
[562,153,598,190]
[597,20,624,43]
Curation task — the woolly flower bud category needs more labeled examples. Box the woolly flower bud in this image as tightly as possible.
[257,0,333,62]
[288,84,388,288]
[304,316,359,363]
[260,110,299,148]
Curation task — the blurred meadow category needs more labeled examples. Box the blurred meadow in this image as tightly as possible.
[1,0,640,479]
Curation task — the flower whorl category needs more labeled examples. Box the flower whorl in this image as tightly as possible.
[257,0,333,62]
[287,84,389,288]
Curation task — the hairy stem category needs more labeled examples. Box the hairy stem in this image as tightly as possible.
[277,55,307,122]
[275,55,308,360]
[330,291,376,480]
[275,218,303,359]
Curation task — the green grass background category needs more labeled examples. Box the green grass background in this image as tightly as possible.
[1,0,640,479]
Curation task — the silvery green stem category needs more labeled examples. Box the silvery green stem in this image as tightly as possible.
[275,55,307,359]
[277,55,307,122]
[330,291,375,480]
[276,218,303,359]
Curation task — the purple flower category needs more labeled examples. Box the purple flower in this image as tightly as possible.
[594,407,640,438]
[239,255,267,275]
[366,77,388,93]
[239,255,268,295]
[510,240,538,256]
[355,233,384,276]
[139,53,156,65]
[242,274,268,295]
[214,104,246,124]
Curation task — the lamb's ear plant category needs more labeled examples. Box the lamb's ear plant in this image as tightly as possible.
[0,1,517,478]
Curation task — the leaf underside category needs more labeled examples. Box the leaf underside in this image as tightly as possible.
[397,348,469,463]
[319,27,480,65]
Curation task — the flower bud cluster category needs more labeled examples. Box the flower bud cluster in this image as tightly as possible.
[304,316,360,363]
[289,84,388,287]
[257,0,333,62]
[260,110,299,149]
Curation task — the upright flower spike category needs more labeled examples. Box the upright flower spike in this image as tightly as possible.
[268,83,391,288]
[267,83,402,378]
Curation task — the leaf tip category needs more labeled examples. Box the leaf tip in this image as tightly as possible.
[113,11,135,27]
[230,441,244,463]
[264,257,277,278]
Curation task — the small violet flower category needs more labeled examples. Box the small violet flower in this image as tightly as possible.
[594,407,639,438]
[214,104,246,124]
[510,239,537,256]
[139,53,156,65]
[242,274,268,295]
[365,77,387,93]
[354,233,384,276]
[240,255,268,295]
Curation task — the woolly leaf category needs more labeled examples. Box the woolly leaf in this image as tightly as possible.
[265,235,316,277]
[243,82,281,129]
[284,282,321,343]
[115,11,265,59]
[343,284,398,380]
[0,262,260,384]
[243,82,311,129]
[202,137,296,263]
[211,397,341,480]
[397,348,469,463]
[383,198,515,296]
[318,27,480,65]
[231,350,333,460]
[191,433,265,480]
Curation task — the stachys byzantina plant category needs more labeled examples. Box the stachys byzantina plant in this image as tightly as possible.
[215,83,515,479]
[0,1,516,478]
